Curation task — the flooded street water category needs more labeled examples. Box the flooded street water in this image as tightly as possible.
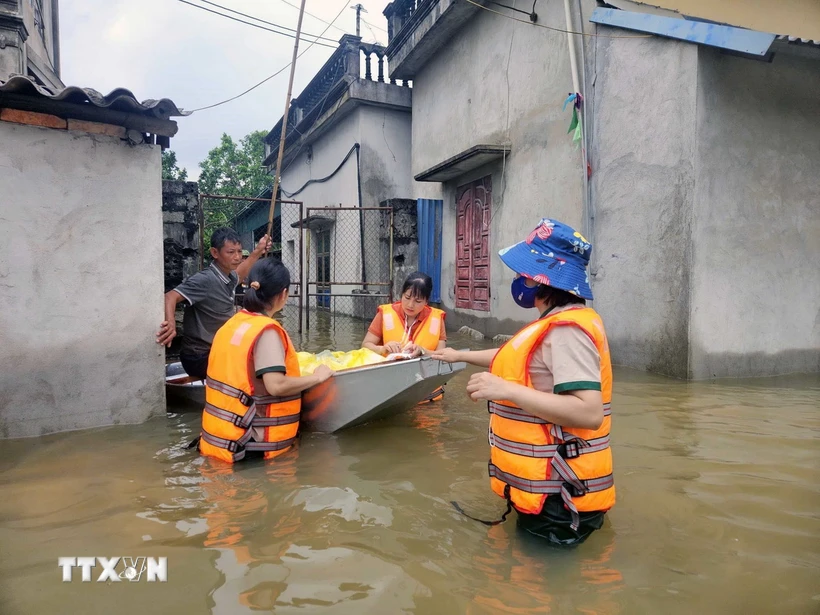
[1,320,818,614]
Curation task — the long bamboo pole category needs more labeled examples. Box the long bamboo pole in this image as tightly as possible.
[265,0,308,251]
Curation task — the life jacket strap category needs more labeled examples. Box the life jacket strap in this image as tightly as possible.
[206,377,253,407]
[253,393,302,405]
[252,413,300,427]
[200,428,295,459]
[244,437,297,452]
[488,401,549,424]
[488,401,611,422]
[487,463,614,531]
[200,429,249,462]
[489,431,610,459]
[204,402,258,429]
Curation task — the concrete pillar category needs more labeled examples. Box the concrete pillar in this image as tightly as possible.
[0,7,28,81]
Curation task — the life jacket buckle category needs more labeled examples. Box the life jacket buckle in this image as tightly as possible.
[226,440,239,453]
[558,441,581,459]
[238,392,253,407]
[563,481,587,498]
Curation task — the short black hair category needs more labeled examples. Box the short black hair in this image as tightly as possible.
[243,258,291,313]
[210,227,242,250]
[535,284,586,309]
[401,271,433,301]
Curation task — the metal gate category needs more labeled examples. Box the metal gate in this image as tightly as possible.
[303,205,393,345]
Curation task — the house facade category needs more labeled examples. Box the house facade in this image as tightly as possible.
[234,35,414,320]
[0,0,62,90]
[383,0,820,379]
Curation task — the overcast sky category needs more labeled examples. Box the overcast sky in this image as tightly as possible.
[60,0,391,178]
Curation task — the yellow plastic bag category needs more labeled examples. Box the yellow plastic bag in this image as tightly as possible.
[297,348,386,375]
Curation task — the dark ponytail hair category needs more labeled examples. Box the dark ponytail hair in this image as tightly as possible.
[243,258,291,313]
[535,284,585,309]
[401,271,433,301]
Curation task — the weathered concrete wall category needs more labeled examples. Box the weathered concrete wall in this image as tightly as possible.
[0,122,165,438]
[162,180,201,292]
[591,35,820,379]
[409,0,593,335]
[689,48,820,378]
[590,32,699,377]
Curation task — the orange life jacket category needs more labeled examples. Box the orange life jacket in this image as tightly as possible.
[488,306,614,529]
[199,310,302,463]
[380,303,444,352]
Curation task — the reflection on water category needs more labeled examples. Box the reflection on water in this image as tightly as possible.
[1,328,818,614]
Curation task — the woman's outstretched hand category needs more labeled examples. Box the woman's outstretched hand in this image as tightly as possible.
[430,348,462,363]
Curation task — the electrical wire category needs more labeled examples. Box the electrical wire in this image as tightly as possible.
[175,0,337,47]
[463,0,652,38]
[362,18,387,33]
[188,0,352,113]
[198,0,338,42]
[277,0,348,34]
[362,19,384,44]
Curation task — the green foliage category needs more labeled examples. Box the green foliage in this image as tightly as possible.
[198,131,272,241]
[161,149,188,181]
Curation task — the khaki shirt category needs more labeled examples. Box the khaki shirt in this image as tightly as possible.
[529,304,602,394]
[250,326,287,442]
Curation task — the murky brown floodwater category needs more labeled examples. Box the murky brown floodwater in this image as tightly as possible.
[1,318,818,614]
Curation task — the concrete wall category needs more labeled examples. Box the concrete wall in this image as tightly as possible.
[589,33,699,377]
[591,33,820,379]
[0,122,165,438]
[408,0,592,336]
[689,48,820,378]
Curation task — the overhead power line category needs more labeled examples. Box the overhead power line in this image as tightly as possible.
[199,0,338,42]
[277,0,348,34]
[189,0,352,113]
[362,18,387,33]
[175,0,338,48]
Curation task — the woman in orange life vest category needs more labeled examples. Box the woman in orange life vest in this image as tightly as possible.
[433,218,614,547]
[361,271,447,402]
[199,258,333,463]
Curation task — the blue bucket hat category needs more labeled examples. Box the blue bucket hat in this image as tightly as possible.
[498,218,594,300]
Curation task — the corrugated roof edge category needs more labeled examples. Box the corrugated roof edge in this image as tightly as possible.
[775,35,820,46]
[0,75,190,120]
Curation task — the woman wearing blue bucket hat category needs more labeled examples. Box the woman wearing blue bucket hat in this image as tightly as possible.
[433,218,614,547]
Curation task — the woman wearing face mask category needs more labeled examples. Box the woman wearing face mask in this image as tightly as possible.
[198,258,333,463]
[433,219,614,547]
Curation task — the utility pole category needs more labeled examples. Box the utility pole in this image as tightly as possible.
[265,0,307,248]
[351,3,367,37]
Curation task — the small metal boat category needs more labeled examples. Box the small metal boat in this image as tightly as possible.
[165,356,467,431]
[300,356,466,433]
[165,362,205,408]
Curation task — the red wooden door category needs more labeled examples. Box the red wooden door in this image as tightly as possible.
[455,176,491,311]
